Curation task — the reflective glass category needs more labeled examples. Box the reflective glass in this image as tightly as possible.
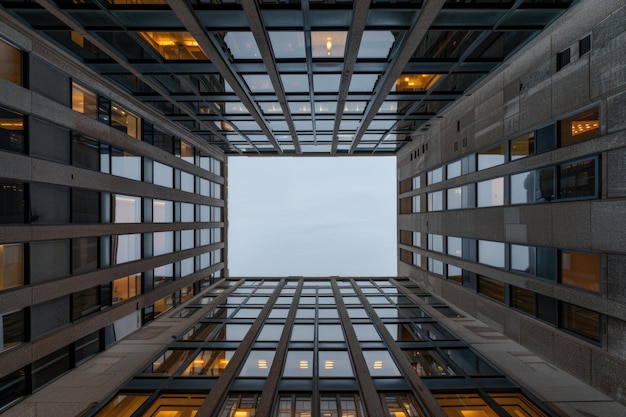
[140,32,207,60]
[0,107,24,153]
[318,324,344,341]
[447,237,462,257]
[477,177,504,207]
[214,324,251,342]
[181,350,234,376]
[311,31,347,57]
[511,132,535,160]
[153,199,173,222]
[479,240,505,268]
[291,324,315,342]
[477,144,505,170]
[283,351,313,377]
[362,350,401,377]
[313,74,341,92]
[511,244,535,274]
[145,349,195,375]
[269,31,305,58]
[357,31,395,58]
[239,350,274,377]
[319,351,353,377]
[112,234,141,264]
[257,324,284,341]
[352,324,381,341]
[428,190,443,211]
[510,171,534,204]
[153,161,173,187]
[243,74,273,92]
[111,148,141,180]
[153,231,174,256]
[0,243,24,290]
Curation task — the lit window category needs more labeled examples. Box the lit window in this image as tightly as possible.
[434,392,499,416]
[93,393,149,417]
[477,143,505,170]
[110,103,141,139]
[488,392,551,417]
[561,251,600,292]
[311,31,347,57]
[72,82,97,118]
[139,394,207,417]
[510,132,535,160]
[112,274,141,304]
[0,243,24,291]
[0,39,21,85]
[144,350,195,375]
[395,74,441,92]
[140,32,208,60]
[560,107,599,146]
[0,106,24,153]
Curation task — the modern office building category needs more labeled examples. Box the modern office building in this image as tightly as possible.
[0,0,624,416]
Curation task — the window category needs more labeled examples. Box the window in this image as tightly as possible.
[447,237,462,257]
[428,258,443,275]
[144,349,196,375]
[72,189,99,223]
[274,395,312,417]
[0,180,25,223]
[561,302,600,342]
[399,178,412,193]
[510,244,535,275]
[319,351,353,377]
[404,349,453,376]
[112,274,141,304]
[180,350,234,376]
[447,185,473,209]
[478,276,505,303]
[428,234,443,253]
[111,233,141,264]
[110,103,140,139]
[579,35,591,57]
[399,197,412,214]
[140,394,207,417]
[362,350,401,377]
[488,392,551,417]
[560,107,599,146]
[239,350,274,377]
[153,161,173,187]
[427,167,443,185]
[510,171,534,204]
[72,286,100,320]
[478,240,505,268]
[447,160,461,179]
[111,148,141,181]
[556,47,570,70]
[511,286,536,315]
[72,82,98,119]
[559,158,596,199]
[382,393,423,417]
[477,143,505,170]
[477,177,504,207]
[0,243,24,291]
[412,175,421,190]
[72,237,98,274]
[93,393,149,417]
[447,265,462,284]
[113,195,141,223]
[0,367,26,410]
[140,32,208,60]
[412,195,421,213]
[0,39,21,85]
[428,190,443,211]
[180,141,194,163]
[1,309,23,351]
[510,132,534,160]
[0,107,24,153]
[218,394,259,417]
[561,251,600,292]
[153,199,173,223]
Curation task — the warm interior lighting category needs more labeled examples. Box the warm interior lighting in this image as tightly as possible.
[0,119,23,130]
[395,74,441,92]
[234,410,255,417]
[460,411,491,417]
[373,360,383,369]
[257,359,267,369]
[221,121,234,131]
[70,31,84,47]
[326,37,332,56]
[192,359,205,365]
[139,32,208,60]
[311,31,347,58]
[571,120,599,136]
[299,360,309,369]
[324,360,334,369]
[218,359,230,367]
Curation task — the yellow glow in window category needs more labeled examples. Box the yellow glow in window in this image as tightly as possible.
[140,32,208,60]
[395,74,441,92]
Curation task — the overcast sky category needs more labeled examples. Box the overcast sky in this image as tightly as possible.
[227,156,397,277]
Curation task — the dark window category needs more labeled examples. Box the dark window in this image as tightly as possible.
[561,302,600,342]
[30,239,71,284]
[71,189,99,223]
[556,48,570,70]
[536,247,558,281]
[0,107,24,153]
[478,276,505,303]
[72,237,98,274]
[1,310,24,351]
[71,134,99,171]
[153,130,174,154]
[579,35,591,57]
[511,286,536,316]
[535,123,557,154]
[30,183,70,224]
[31,347,71,391]
[0,180,25,223]
[535,167,555,202]
[0,368,26,410]
[72,286,100,320]
[559,159,597,199]
[75,331,100,364]
[29,118,70,164]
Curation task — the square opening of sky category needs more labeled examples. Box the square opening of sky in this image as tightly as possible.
[228,157,397,277]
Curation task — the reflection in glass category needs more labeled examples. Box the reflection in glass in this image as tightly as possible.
[362,350,401,377]
[358,31,395,58]
[291,324,315,342]
[478,240,505,268]
[213,323,251,342]
[0,243,24,290]
[428,190,443,211]
[353,324,382,341]
[477,177,504,207]
[311,31,347,57]
[511,244,535,274]
[0,107,24,153]
[283,350,313,377]
[112,234,141,264]
[181,350,234,377]
[153,161,173,187]
[434,392,499,417]
[144,349,195,375]
[488,392,551,417]
[395,74,441,91]
[153,199,173,222]
[153,231,174,256]
[383,393,425,417]
[318,324,344,341]
[140,393,207,417]
[111,148,141,180]
[257,324,284,341]
[320,394,364,417]
[269,31,305,59]
[93,393,149,417]
[182,322,219,341]
[477,144,505,170]
[511,132,535,160]
[510,171,534,204]
[404,349,453,376]
[239,350,274,377]
[319,351,353,377]
[275,394,311,416]
[72,82,97,119]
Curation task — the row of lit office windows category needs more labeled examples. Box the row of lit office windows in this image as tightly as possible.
[0,230,222,292]
[400,246,601,343]
[88,389,551,417]
[401,106,600,193]
[0,179,222,225]
[0,38,222,176]
[402,232,603,294]
[400,155,598,213]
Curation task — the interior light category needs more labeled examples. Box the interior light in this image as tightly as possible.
[324,360,334,369]
[0,119,23,130]
[373,360,383,369]
[326,37,332,56]
[258,359,267,369]
[299,360,309,369]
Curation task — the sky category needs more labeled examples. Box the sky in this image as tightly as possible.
[227,156,397,277]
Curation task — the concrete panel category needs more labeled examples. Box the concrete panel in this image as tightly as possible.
[551,59,591,117]
[519,59,552,128]
[552,333,592,384]
[474,297,506,333]
[519,204,555,247]
[551,201,592,250]
[591,349,626,404]
[590,6,626,100]
[607,254,626,303]
[519,316,555,362]
[607,147,626,198]
[607,317,626,359]
[591,201,626,252]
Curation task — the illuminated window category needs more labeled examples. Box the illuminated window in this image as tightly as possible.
[218,394,260,417]
[0,39,21,85]
[111,103,141,139]
[382,393,424,417]
[0,243,24,291]
[395,74,441,92]
[0,106,24,153]
[140,32,208,60]
[140,394,207,416]
[311,31,347,58]
[72,82,98,119]
[94,393,149,417]
[560,107,599,146]
[274,394,311,417]
[434,392,499,417]
[477,143,505,170]
[488,392,550,417]
[112,274,141,304]
[510,132,535,160]
[320,394,364,417]
[561,251,600,292]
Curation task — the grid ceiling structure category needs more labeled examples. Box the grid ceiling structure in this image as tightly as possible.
[2,0,575,155]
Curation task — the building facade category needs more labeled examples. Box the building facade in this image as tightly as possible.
[0,0,624,415]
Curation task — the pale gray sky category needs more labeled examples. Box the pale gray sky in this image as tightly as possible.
[227,156,397,277]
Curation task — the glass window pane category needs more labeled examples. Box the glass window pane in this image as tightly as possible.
[510,171,534,204]
[404,349,454,376]
[511,286,536,316]
[181,350,234,377]
[269,31,305,58]
[93,393,149,417]
[140,32,208,60]
[477,177,504,207]
[283,351,313,377]
[478,144,505,170]
[111,104,140,139]
[428,190,443,211]
[0,40,21,85]
[112,234,141,264]
[113,195,141,223]
[144,349,195,375]
[72,82,97,119]
[0,106,25,153]
[0,243,24,290]
[479,240,506,266]
[560,107,599,146]
[488,392,551,417]
[561,251,600,292]
[434,392,499,417]
[362,350,401,377]
[72,237,98,274]
[319,351,353,377]
[478,276,505,303]
[0,181,25,223]
[510,132,535,160]
[154,161,173,187]
[1,310,23,351]
[318,324,344,341]
[111,148,141,180]
[352,324,381,341]
[559,159,596,199]
[153,199,173,223]
[239,350,274,377]
[311,31,347,58]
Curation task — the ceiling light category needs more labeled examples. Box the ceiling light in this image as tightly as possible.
[326,37,332,55]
